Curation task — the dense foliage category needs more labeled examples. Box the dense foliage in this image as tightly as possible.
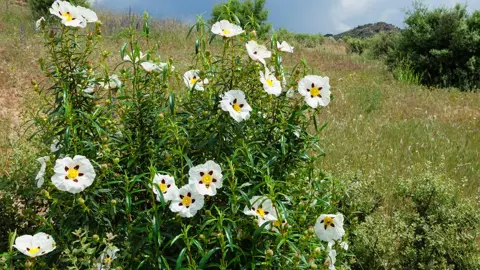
[209,0,271,37]
[342,172,480,269]
[0,3,351,269]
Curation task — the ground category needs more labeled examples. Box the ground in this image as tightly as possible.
[1,5,479,206]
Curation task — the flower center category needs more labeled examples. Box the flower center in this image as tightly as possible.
[310,87,321,97]
[222,29,231,35]
[201,174,213,185]
[67,168,79,179]
[266,79,273,87]
[233,103,242,112]
[27,246,40,255]
[256,208,266,217]
[181,195,192,207]
[321,216,335,230]
[62,12,73,22]
[159,183,168,193]
[104,255,112,264]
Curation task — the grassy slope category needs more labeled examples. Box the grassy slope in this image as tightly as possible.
[0,6,479,201]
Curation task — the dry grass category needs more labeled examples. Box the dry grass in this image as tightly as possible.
[0,6,479,202]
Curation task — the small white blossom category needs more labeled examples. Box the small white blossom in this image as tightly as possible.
[277,41,294,53]
[220,90,252,122]
[246,40,271,66]
[211,20,244,37]
[35,156,50,188]
[260,68,282,96]
[169,185,205,218]
[97,246,119,270]
[152,174,179,202]
[183,70,208,91]
[188,160,223,196]
[123,51,146,63]
[49,1,87,28]
[51,155,96,194]
[99,75,122,90]
[36,17,45,31]
[244,196,277,227]
[14,233,56,258]
[314,213,345,243]
[298,75,331,108]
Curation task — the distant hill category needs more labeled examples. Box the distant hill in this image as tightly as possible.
[334,22,400,39]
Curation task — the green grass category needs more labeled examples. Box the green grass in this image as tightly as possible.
[1,5,479,204]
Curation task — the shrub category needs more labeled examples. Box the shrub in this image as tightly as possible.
[1,4,352,269]
[276,28,325,48]
[344,37,368,55]
[209,0,271,37]
[363,32,399,60]
[349,172,480,269]
[388,2,480,90]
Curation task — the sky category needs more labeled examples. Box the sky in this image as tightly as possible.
[89,0,480,34]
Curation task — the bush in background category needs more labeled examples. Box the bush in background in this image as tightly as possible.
[209,0,271,37]
[346,172,480,269]
[276,28,325,48]
[388,2,480,90]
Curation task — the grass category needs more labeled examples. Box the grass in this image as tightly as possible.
[0,4,479,205]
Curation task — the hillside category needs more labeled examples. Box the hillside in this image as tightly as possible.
[334,22,400,39]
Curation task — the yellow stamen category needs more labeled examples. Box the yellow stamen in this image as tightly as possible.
[28,247,40,255]
[181,196,192,207]
[159,183,168,193]
[233,103,241,112]
[323,216,334,227]
[256,208,266,217]
[104,256,112,264]
[310,87,320,97]
[222,29,231,35]
[266,79,273,87]
[67,168,79,179]
[201,174,213,185]
[62,12,73,22]
[190,77,198,85]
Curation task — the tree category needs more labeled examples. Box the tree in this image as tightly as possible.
[209,0,271,37]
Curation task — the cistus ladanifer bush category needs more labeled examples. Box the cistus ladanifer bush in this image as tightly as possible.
[4,1,352,269]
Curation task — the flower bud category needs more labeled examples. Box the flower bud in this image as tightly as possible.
[40,190,50,198]
[199,234,205,240]
[111,199,117,205]
[310,263,318,269]
[78,198,85,205]
[205,210,212,217]
[113,158,120,165]
[105,99,111,105]
[314,247,322,255]
[308,227,315,235]
[266,249,273,257]
[158,113,164,120]
[102,50,110,58]
[92,234,100,241]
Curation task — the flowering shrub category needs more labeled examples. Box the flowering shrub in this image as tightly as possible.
[3,1,351,269]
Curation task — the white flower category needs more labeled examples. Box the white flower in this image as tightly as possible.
[152,174,179,202]
[14,233,56,258]
[169,184,205,218]
[183,70,208,91]
[50,138,60,153]
[76,6,98,23]
[51,155,96,194]
[260,68,282,96]
[188,160,223,196]
[243,196,277,226]
[314,213,345,242]
[267,211,288,232]
[36,17,45,31]
[220,90,252,122]
[211,20,244,37]
[99,75,122,90]
[277,41,294,53]
[339,241,349,251]
[325,248,337,270]
[123,51,146,63]
[49,0,87,28]
[35,156,50,188]
[246,40,271,66]
[83,83,95,93]
[286,88,295,98]
[97,245,119,270]
[298,75,331,108]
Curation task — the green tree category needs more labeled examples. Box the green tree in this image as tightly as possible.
[209,0,271,37]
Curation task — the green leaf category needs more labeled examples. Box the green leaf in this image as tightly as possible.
[199,247,220,269]
[169,92,175,115]
[120,42,128,59]
[175,247,187,270]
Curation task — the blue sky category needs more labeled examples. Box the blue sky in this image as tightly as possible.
[89,0,480,34]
